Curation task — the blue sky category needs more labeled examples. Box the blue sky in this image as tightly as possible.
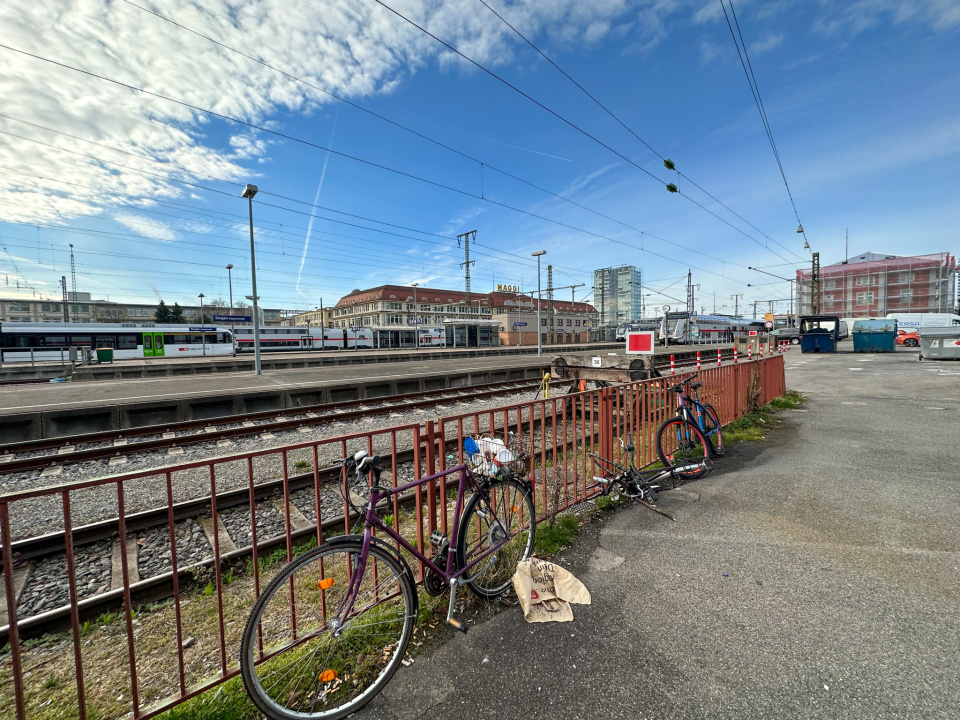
[0,0,957,317]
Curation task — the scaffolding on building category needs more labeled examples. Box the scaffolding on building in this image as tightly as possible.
[795,252,957,317]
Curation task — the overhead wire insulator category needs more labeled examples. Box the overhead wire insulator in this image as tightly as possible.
[666,183,678,193]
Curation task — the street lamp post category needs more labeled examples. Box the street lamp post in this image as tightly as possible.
[198,293,206,356]
[225,264,235,355]
[411,283,419,350]
[532,251,546,356]
[242,184,262,375]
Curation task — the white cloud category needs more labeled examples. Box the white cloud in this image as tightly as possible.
[813,0,960,36]
[750,33,783,54]
[114,212,177,241]
[0,0,657,228]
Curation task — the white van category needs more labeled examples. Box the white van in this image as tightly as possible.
[885,313,960,331]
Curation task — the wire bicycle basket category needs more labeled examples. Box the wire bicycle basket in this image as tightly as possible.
[464,433,530,477]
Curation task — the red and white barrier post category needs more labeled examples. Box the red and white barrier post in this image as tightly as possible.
[670,355,676,375]
[717,348,722,366]
[696,351,701,371]
[748,345,753,360]
[733,347,738,363]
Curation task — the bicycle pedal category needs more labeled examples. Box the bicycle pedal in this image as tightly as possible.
[447,618,468,634]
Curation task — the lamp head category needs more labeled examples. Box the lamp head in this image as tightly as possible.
[226,263,233,270]
[241,184,259,199]
[531,250,546,257]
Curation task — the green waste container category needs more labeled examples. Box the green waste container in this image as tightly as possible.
[95,347,114,363]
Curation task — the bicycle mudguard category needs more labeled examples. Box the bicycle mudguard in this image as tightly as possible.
[323,535,420,620]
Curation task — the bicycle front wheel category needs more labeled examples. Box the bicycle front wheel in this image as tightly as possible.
[457,478,536,598]
[241,540,416,720]
[655,418,711,481]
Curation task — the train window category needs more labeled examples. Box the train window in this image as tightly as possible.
[144,335,153,350]
[43,335,67,346]
[204,334,217,345]
[95,336,116,348]
[118,335,138,350]
[69,335,93,346]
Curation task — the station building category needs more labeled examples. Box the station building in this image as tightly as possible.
[329,285,598,347]
[796,251,957,316]
[0,292,289,326]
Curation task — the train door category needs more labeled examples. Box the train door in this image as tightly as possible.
[143,333,154,357]
[301,335,313,351]
[154,333,165,357]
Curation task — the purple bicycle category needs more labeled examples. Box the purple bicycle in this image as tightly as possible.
[240,450,536,719]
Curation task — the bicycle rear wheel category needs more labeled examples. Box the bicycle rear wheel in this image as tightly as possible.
[655,418,711,481]
[241,540,416,720]
[703,403,725,456]
[456,478,536,598]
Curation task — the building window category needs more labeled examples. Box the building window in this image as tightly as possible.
[897,272,913,283]
[128,308,150,317]
[541,318,547,327]
[41,303,61,313]
[855,277,866,286]
[575,319,581,327]
[899,290,912,301]
[855,292,875,305]
[566,319,572,326]
[9,302,30,312]
[387,314,403,325]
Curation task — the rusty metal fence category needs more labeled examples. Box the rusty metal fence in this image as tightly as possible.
[0,355,785,720]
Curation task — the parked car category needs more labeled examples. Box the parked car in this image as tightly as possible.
[896,329,920,347]
[772,327,800,345]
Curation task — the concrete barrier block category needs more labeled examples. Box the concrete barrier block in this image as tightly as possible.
[363,384,393,398]
[395,380,420,395]
[43,407,119,438]
[0,413,42,443]
[238,392,284,414]
[186,397,238,420]
[121,402,182,429]
[288,389,324,407]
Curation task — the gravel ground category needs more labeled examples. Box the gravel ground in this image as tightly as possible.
[137,519,212,579]
[16,539,112,618]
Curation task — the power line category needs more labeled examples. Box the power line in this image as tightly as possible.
[371,0,802,265]
[0,49,739,281]
[720,0,809,247]
[475,0,806,265]
[115,1,740,268]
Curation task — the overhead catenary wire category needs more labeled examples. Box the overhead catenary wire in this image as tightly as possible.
[115,1,743,269]
[0,50,738,282]
[719,0,809,248]
[370,0,802,265]
[474,0,806,265]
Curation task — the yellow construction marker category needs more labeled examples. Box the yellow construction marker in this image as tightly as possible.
[319,669,337,683]
[317,578,335,590]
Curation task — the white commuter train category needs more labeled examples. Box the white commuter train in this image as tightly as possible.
[0,322,235,361]
[232,326,374,352]
[661,314,765,343]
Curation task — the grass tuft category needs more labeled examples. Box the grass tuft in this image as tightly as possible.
[533,514,580,556]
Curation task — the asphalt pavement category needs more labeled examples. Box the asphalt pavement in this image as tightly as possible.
[362,348,960,720]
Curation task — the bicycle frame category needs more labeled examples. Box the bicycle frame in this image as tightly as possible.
[337,463,520,620]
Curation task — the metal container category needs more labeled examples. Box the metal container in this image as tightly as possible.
[852,319,897,353]
[799,315,840,353]
[919,327,960,361]
[95,347,114,363]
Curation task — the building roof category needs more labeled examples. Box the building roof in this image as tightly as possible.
[336,285,597,313]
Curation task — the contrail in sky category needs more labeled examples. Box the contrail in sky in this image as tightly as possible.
[296,106,341,295]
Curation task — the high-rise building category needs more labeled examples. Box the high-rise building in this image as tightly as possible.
[796,251,957,316]
[592,266,642,327]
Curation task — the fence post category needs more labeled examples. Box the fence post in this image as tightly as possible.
[599,387,614,468]
[424,420,438,535]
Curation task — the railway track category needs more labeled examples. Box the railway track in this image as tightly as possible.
[0,378,549,474]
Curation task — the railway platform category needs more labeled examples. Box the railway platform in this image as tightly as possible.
[0,343,737,441]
